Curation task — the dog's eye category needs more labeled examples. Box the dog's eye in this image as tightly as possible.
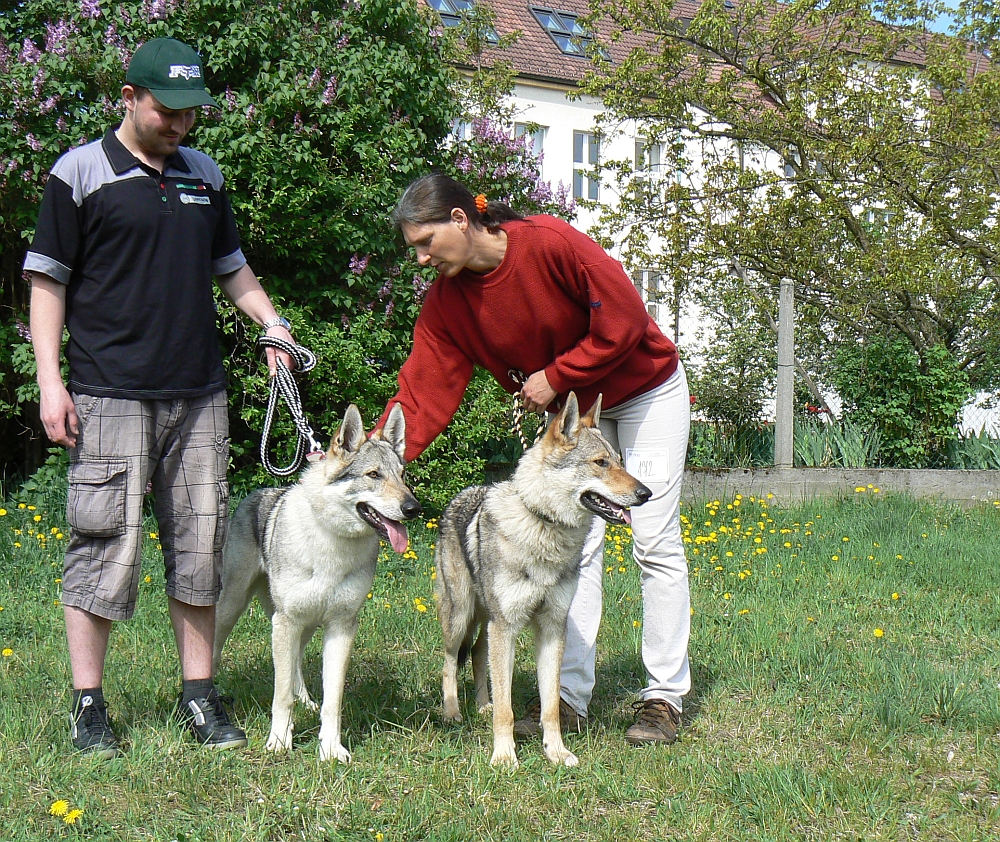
[367,470,380,479]
[594,457,609,468]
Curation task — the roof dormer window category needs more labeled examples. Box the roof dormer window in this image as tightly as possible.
[530,6,602,58]
[427,0,499,43]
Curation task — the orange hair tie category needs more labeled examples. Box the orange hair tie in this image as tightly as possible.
[474,193,488,213]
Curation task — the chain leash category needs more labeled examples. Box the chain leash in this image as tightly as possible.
[257,335,324,477]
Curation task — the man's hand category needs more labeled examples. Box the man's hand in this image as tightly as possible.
[263,325,296,377]
[39,382,79,448]
[520,370,557,414]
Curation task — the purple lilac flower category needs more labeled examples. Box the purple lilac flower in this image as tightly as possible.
[336,34,349,49]
[292,112,304,132]
[147,0,168,21]
[225,87,237,111]
[309,67,322,87]
[376,277,393,299]
[56,116,68,131]
[341,314,351,329]
[22,170,35,181]
[20,38,41,64]
[322,76,338,105]
[33,69,46,97]
[46,21,75,56]
[384,298,395,318]
[16,319,31,342]
[245,103,256,121]
[26,133,43,152]
[348,254,369,275]
[0,42,11,73]
[411,273,431,301]
[40,95,60,114]
[81,0,103,18]
[119,7,131,26]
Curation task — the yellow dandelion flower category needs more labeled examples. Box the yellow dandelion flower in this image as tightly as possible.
[13,542,20,548]
[618,566,626,573]
[49,800,70,817]
[2,648,12,657]
[605,566,613,573]
[784,542,792,548]
[416,603,428,613]
[27,505,36,510]
[738,609,749,616]
[632,620,640,628]
[367,592,373,599]
[0,508,6,516]
[855,487,866,493]
[873,487,880,493]
[831,555,839,561]
[33,514,42,522]
[842,536,849,542]
[723,592,731,600]
[63,809,84,824]
[144,575,151,584]
[56,533,64,540]
[873,628,884,638]
[892,592,900,600]
[896,554,903,560]
[806,617,815,623]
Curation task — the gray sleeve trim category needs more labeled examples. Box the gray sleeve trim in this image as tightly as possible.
[23,252,72,284]
[213,249,247,277]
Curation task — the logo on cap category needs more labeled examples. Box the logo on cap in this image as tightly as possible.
[168,65,202,80]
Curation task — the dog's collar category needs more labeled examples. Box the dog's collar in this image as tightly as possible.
[523,502,558,525]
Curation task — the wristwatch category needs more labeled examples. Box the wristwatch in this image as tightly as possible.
[262,315,291,331]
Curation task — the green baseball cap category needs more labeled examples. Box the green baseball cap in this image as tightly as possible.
[125,38,218,109]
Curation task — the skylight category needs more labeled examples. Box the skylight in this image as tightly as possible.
[427,0,499,44]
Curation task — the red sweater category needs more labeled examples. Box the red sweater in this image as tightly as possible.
[381,216,678,461]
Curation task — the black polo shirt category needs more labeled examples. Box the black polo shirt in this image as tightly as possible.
[24,127,246,400]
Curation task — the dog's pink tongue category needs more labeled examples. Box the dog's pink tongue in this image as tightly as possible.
[620,508,632,525]
[382,517,409,553]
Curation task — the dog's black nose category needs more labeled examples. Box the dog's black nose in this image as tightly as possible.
[635,484,653,503]
[402,499,423,519]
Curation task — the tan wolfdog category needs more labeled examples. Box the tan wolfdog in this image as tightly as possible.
[434,392,651,767]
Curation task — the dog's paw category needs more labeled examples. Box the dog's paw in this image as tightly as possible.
[489,746,520,768]
[477,702,494,716]
[265,729,293,753]
[319,741,352,763]
[295,692,318,712]
[441,708,463,723]
[544,746,579,767]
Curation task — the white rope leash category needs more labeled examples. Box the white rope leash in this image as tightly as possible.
[257,335,324,477]
[507,369,545,451]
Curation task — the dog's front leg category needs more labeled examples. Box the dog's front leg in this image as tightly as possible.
[317,620,357,763]
[535,618,578,767]
[266,613,299,752]
[487,619,519,767]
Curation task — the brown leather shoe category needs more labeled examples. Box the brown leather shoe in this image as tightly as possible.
[625,699,681,745]
[513,698,585,737]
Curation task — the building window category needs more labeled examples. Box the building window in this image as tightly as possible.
[530,6,604,58]
[451,119,472,142]
[632,269,664,324]
[427,0,499,43]
[635,139,664,173]
[514,123,547,161]
[573,130,600,201]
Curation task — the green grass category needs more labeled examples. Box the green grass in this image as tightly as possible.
[3,485,1000,840]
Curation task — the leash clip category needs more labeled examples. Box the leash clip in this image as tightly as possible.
[306,450,326,463]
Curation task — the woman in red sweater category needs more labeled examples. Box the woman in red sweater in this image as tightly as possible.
[381,173,691,745]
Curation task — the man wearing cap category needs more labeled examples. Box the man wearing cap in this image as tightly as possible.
[24,37,295,758]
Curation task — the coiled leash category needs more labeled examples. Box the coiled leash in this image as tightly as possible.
[508,369,546,451]
[257,335,324,477]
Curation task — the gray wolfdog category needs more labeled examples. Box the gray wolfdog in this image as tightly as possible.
[435,392,651,767]
[212,403,421,762]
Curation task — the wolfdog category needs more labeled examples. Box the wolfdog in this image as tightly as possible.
[212,403,421,762]
[435,392,651,767]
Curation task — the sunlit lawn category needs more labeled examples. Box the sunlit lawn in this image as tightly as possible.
[2,484,1000,840]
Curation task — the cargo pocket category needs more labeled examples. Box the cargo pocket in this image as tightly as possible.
[66,459,129,537]
[213,434,231,553]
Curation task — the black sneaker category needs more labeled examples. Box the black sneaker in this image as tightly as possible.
[71,694,120,759]
[176,688,248,750]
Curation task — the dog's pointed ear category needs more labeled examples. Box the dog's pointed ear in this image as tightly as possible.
[373,403,407,462]
[582,393,602,428]
[549,391,581,445]
[330,404,366,457]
